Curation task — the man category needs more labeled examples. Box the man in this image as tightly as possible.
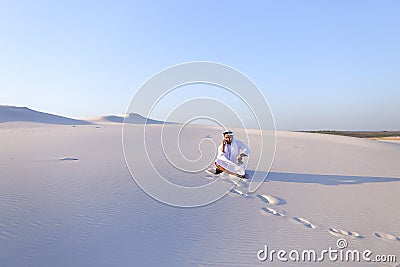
[213,129,250,178]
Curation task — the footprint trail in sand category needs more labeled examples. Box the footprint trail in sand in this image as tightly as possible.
[208,173,397,241]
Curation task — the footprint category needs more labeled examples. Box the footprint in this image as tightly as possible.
[204,175,217,180]
[59,157,78,161]
[223,177,247,187]
[260,207,285,217]
[257,194,286,205]
[237,179,249,188]
[230,188,248,197]
[374,232,400,241]
[293,217,316,229]
[220,177,241,187]
[204,171,219,179]
[329,227,364,239]
[204,170,226,180]
[204,169,219,176]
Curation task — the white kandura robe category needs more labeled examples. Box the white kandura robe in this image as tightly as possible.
[214,137,250,176]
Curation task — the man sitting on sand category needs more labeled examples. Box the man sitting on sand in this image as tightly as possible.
[213,129,250,178]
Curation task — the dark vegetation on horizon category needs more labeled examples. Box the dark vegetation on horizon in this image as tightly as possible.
[301,130,400,138]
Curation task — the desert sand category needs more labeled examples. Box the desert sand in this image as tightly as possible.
[1,106,399,266]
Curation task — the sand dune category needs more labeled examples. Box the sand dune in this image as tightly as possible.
[0,105,91,125]
[87,113,167,124]
[0,119,399,266]
[0,106,167,126]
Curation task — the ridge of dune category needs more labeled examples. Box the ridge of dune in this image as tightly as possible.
[0,105,91,125]
[87,113,168,124]
[0,106,169,125]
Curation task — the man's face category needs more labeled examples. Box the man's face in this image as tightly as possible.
[224,134,233,144]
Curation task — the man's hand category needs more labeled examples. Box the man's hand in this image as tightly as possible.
[237,153,247,164]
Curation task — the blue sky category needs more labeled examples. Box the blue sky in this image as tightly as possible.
[1,0,399,130]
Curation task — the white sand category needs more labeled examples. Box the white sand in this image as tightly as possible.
[1,107,399,266]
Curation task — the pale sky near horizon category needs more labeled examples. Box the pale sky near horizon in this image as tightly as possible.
[1,1,399,130]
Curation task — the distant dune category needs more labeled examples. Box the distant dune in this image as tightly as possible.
[0,106,168,125]
[0,105,91,125]
[88,113,169,124]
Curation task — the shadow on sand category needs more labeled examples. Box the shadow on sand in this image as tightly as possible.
[246,170,400,186]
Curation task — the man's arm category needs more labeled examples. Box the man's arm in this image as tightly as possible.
[237,140,250,155]
[236,140,250,163]
[217,143,228,160]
